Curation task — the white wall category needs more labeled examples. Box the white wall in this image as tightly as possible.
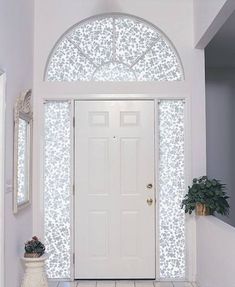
[197,216,235,287]
[194,0,235,48]
[194,0,227,44]
[0,0,34,286]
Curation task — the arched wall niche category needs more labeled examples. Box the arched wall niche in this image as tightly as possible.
[44,13,184,82]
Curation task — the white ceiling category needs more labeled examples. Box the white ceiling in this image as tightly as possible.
[205,10,235,68]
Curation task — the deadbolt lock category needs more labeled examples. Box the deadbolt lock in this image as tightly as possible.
[147,198,153,206]
[147,183,153,189]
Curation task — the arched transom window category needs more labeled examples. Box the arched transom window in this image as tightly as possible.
[45,14,184,82]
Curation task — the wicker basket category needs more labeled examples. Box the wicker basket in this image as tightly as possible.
[195,203,213,216]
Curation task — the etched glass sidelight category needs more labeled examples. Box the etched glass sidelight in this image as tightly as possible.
[43,101,72,279]
[45,14,184,82]
[158,100,185,279]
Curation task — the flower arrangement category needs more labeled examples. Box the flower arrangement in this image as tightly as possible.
[24,236,45,258]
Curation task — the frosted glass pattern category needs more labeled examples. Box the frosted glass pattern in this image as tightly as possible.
[17,118,28,204]
[93,62,136,81]
[68,17,113,66]
[45,14,183,81]
[159,100,185,279]
[47,38,96,81]
[44,102,71,279]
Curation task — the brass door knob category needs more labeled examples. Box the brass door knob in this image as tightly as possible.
[147,198,153,206]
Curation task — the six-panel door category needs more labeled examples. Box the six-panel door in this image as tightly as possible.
[75,100,155,279]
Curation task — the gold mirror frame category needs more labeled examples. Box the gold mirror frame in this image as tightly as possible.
[13,90,33,214]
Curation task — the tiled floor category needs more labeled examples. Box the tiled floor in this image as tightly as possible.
[48,281,197,287]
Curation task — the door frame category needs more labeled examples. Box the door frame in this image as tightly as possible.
[0,71,6,287]
[74,99,156,279]
[71,97,192,281]
[34,94,195,282]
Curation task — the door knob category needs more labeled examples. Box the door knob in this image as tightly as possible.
[147,198,153,206]
[147,183,153,189]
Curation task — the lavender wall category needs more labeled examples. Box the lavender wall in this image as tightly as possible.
[206,67,235,226]
[0,0,34,286]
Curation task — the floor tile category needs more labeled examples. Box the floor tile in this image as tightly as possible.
[97,281,115,287]
[154,282,173,287]
[77,281,97,287]
[59,282,78,287]
[53,281,195,287]
[135,281,155,287]
[172,282,192,287]
[116,281,135,287]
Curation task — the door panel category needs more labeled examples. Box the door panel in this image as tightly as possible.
[88,211,108,257]
[121,211,140,257]
[75,100,155,279]
[88,138,109,195]
[120,138,139,195]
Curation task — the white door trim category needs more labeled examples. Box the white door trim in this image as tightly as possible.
[0,71,6,287]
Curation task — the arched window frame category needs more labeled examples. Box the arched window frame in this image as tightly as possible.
[44,13,185,82]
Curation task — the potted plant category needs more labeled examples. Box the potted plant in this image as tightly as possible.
[24,236,45,258]
[181,176,230,216]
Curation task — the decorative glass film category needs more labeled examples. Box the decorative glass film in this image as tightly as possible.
[45,14,183,82]
[44,102,71,279]
[17,118,28,204]
[159,100,185,279]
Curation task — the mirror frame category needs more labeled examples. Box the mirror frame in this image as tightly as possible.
[13,90,33,214]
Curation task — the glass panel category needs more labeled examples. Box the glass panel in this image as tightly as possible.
[46,38,96,82]
[115,17,159,65]
[93,62,136,81]
[44,101,71,279]
[133,39,183,81]
[17,118,28,205]
[45,14,184,82]
[68,17,113,66]
[159,100,185,279]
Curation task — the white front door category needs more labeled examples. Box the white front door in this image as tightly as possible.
[75,100,155,279]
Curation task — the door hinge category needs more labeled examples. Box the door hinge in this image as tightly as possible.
[73,184,75,195]
[73,116,75,127]
[73,253,75,264]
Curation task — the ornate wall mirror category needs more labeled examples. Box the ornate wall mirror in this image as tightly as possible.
[13,90,32,214]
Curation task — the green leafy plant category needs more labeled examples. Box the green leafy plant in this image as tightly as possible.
[181,176,230,215]
[25,236,45,257]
